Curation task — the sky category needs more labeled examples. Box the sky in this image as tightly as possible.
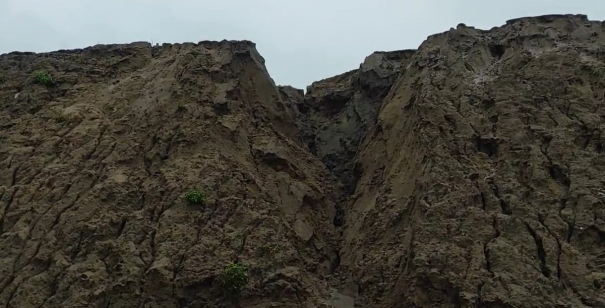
[0,0,604,89]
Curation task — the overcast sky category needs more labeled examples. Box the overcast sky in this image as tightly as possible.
[1,0,603,89]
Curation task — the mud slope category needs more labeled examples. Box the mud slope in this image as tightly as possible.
[0,41,342,308]
[328,14,605,308]
[1,13,605,308]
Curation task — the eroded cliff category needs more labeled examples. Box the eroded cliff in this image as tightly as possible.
[0,13,604,308]
[0,41,342,308]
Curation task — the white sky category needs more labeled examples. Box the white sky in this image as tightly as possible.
[1,0,603,89]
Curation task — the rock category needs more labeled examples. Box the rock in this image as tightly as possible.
[293,218,314,242]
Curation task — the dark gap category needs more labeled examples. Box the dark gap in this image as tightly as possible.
[556,239,562,279]
[464,62,474,72]
[540,135,552,147]
[483,243,492,274]
[373,123,383,137]
[559,198,568,214]
[538,213,545,225]
[333,205,344,227]
[524,222,551,278]
[49,278,58,295]
[549,164,571,187]
[479,192,487,210]
[488,44,506,59]
[348,161,365,195]
[330,250,341,273]
[481,99,495,109]
[444,114,456,127]
[474,136,499,157]
[298,103,309,114]
[476,282,486,306]
[213,102,230,116]
[404,93,416,111]
[11,165,19,186]
[499,199,512,215]
[492,216,501,238]
[582,134,591,149]
[566,221,575,243]
[307,139,317,155]
[70,232,84,262]
[580,296,598,307]
[491,183,500,198]
[116,218,128,239]
[452,289,463,308]
[319,93,352,115]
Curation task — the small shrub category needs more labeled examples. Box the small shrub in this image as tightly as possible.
[184,189,205,205]
[218,263,249,294]
[0,75,5,85]
[32,70,53,86]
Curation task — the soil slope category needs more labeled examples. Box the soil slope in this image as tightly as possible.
[1,13,604,308]
[0,41,342,308]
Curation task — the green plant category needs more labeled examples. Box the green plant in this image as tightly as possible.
[184,189,205,205]
[32,70,53,86]
[217,263,249,294]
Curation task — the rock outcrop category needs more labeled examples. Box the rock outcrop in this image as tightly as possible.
[1,13,605,308]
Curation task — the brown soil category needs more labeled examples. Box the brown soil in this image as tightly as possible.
[1,13,604,308]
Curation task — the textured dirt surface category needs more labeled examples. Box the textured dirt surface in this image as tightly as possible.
[1,13,605,308]
[301,50,415,193]
[0,41,342,308]
[333,14,605,308]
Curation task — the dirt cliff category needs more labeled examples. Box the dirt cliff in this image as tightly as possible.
[0,41,342,308]
[1,13,605,308]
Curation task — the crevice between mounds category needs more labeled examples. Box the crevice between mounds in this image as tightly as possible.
[277,49,416,209]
